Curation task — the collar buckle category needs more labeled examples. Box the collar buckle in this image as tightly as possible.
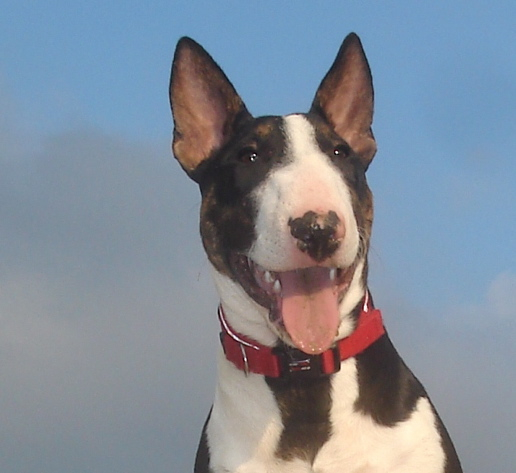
[274,345,341,379]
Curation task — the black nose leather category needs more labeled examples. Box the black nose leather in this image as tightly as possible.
[288,211,341,262]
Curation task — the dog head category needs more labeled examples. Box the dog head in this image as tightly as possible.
[169,33,376,355]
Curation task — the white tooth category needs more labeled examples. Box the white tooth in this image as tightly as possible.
[264,271,274,284]
[273,279,281,294]
[329,268,337,281]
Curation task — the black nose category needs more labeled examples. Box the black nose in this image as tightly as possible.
[288,211,341,262]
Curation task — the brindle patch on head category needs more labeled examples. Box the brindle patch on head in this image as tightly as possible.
[253,120,276,137]
[197,116,288,277]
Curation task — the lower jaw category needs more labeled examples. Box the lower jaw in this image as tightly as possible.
[229,255,358,351]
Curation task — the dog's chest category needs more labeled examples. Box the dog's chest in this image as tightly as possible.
[205,353,445,473]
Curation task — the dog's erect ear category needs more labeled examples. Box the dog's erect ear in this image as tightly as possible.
[311,33,376,166]
[169,37,251,177]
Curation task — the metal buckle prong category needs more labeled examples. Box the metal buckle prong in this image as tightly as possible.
[287,356,312,373]
[239,343,250,376]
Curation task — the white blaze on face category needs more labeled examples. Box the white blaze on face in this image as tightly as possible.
[249,114,360,271]
[240,114,365,353]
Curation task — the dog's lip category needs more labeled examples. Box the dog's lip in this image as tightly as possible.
[229,254,355,324]
[250,261,350,300]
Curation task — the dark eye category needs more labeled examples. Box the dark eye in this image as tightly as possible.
[333,144,350,158]
[238,147,259,163]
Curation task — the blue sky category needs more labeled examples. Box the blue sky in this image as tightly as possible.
[1,1,515,472]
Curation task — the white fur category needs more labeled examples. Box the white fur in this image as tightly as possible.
[211,114,367,346]
[250,114,359,273]
[205,115,445,472]
[211,265,278,346]
[207,354,445,473]
[314,364,446,472]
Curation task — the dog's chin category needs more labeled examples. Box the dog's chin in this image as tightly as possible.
[229,254,357,354]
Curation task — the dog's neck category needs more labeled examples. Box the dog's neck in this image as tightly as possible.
[218,293,385,379]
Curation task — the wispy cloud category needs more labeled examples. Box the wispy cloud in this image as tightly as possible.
[374,269,516,473]
[0,99,219,471]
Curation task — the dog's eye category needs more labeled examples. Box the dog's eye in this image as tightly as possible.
[238,147,259,163]
[333,144,350,158]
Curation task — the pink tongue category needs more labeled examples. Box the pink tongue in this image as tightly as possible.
[278,267,339,354]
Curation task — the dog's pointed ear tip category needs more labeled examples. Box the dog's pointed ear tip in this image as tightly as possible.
[176,36,199,49]
[343,32,366,50]
[173,36,205,62]
[171,37,203,83]
[345,32,360,42]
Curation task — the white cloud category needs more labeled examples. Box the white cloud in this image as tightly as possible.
[374,270,516,473]
[0,109,218,472]
[444,271,516,330]
[487,271,516,322]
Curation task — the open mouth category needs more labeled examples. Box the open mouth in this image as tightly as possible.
[229,254,356,354]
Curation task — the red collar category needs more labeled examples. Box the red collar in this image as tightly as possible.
[218,293,385,379]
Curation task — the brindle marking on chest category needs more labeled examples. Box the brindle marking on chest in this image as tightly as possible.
[266,374,332,463]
